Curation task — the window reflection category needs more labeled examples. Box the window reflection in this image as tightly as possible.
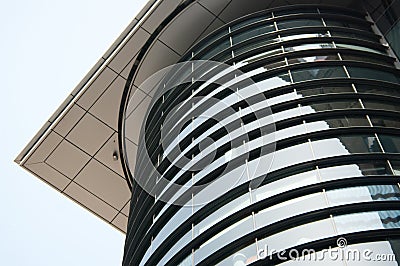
[291,66,347,83]
[237,48,282,66]
[231,15,271,31]
[356,84,400,98]
[195,216,253,264]
[234,38,280,58]
[305,116,370,132]
[296,85,354,97]
[347,67,400,84]
[280,32,329,42]
[311,134,381,159]
[277,19,323,30]
[341,54,393,66]
[318,161,392,181]
[177,254,191,266]
[327,185,400,207]
[333,210,400,234]
[269,142,314,172]
[255,193,327,229]
[287,54,339,65]
[158,230,192,265]
[335,43,386,54]
[232,24,275,45]
[324,19,372,32]
[330,31,379,42]
[251,169,319,203]
[371,117,400,128]
[390,160,400,175]
[301,100,362,114]
[198,39,230,60]
[257,218,336,256]
[194,192,251,237]
[363,100,400,112]
[323,116,370,127]
[285,43,334,52]
[379,135,400,153]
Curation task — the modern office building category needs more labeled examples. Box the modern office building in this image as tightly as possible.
[16,0,400,265]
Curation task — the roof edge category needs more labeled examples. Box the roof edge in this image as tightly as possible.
[14,0,162,165]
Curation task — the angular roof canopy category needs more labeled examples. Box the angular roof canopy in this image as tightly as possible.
[16,0,362,233]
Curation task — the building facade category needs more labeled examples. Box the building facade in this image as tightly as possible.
[16,0,400,265]
[122,2,400,266]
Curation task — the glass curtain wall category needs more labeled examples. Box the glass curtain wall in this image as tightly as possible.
[123,5,400,266]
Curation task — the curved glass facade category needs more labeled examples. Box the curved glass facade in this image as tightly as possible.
[123,5,400,266]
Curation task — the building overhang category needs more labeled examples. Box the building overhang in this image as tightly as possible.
[15,0,366,233]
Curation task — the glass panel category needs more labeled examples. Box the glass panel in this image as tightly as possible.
[252,169,319,203]
[291,66,347,83]
[264,59,287,70]
[330,31,379,42]
[280,32,329,42]
[302,100,362,114]
[274,123,307,141]
[363,100,400,112]
[311,135,382,159]
[287,54,339,65]
[255,72,291,91]
[231,16,270,31]
[268,142,314,172]
[232,24,275,45]
[267,91,298,106]
[341,54,393,66]
[390,160,400,175]
[333,210,400,234]
[255,193,328,229]
[158,230,192,265]
[234,37,280,57]
[237,48,282,66]
[277,19,323,30]
[305,116,370,132]
[273,106,302,122]
[194,192,251,237]
[177,254,192,266]
[379,134,400,153]
[336,43,386,55]
[198,39,230,60]
[371,116,400,128]
[326,185,400,207]
[324,19,372,32]
[195,216,253,263]
[356,84,400,97]
[347,67,400,84]
[217,241,258,265]
[295,85,354,97]
[318,161,392,182]
[257,218,336,256]
[152,205,192,250]
[285,42,334,52]
[201,28,229,51]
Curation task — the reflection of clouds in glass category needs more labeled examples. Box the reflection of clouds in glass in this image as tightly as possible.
[334,212,385,234]
[319,164,363,181]
[312,138,353,159]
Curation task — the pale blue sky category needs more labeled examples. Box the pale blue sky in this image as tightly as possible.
[1,0,148,265]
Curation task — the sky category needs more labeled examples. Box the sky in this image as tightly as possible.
[1,0,148,265]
